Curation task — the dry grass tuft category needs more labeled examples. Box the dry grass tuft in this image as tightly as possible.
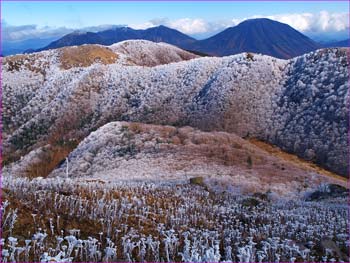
[60,45,118,69]
[4,53,48,75]
[189,176,205,186]
[24,110,85,179]
[25,141,79,179]
[128,122,143,134]
[249,139,349,182]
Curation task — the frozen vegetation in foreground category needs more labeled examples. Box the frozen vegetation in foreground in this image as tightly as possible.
[1,176,349,262]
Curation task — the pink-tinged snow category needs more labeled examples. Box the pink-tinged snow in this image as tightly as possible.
[2,42,348,179]
[47,121,346,197]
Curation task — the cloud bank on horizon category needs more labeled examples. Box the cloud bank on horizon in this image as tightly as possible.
[2,21,126,42]
[2,11,349,43]
[133,11,349,36]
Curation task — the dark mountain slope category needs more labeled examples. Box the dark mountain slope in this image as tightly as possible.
[142,25,196,47]
[37,26,196,52]
[190,18,321,59]
[33,19,320,59]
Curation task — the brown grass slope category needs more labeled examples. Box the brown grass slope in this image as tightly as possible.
[46,122,346,196]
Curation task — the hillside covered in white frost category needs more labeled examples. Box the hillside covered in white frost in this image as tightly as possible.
[2,41,349,177]
[45,121,344,196]
[1,40,349,263]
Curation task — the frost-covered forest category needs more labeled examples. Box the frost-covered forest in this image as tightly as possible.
[2,42,348,176]
[1,41,349,263]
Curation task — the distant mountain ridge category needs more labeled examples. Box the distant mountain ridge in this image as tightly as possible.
[37,25,196,52]
[34,18,322,59]
[2,36,59,56]
[322,39,350,48]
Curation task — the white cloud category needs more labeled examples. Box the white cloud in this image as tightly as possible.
[132,18,236,35]
[264,11,349,33]
[168,18,208,34]
[2,22,124,42]
[3,11,348,43]
[3,25,71,42]
[133,11,348,37]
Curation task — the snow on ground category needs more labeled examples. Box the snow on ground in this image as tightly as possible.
[1,43,349,262]
[2,42,349,176]
[2,173,348,262]
[109,40,198,66]
[47,121,345,197]
[271,48,349,175]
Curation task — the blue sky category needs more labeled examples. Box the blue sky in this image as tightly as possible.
[2,1,349,41]
[3,1,347,27]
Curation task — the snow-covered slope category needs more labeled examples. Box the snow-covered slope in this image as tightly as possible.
[271,49,349,175]
[47,121,345,196]
[110,40,198,66]
[2,42,348,176]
